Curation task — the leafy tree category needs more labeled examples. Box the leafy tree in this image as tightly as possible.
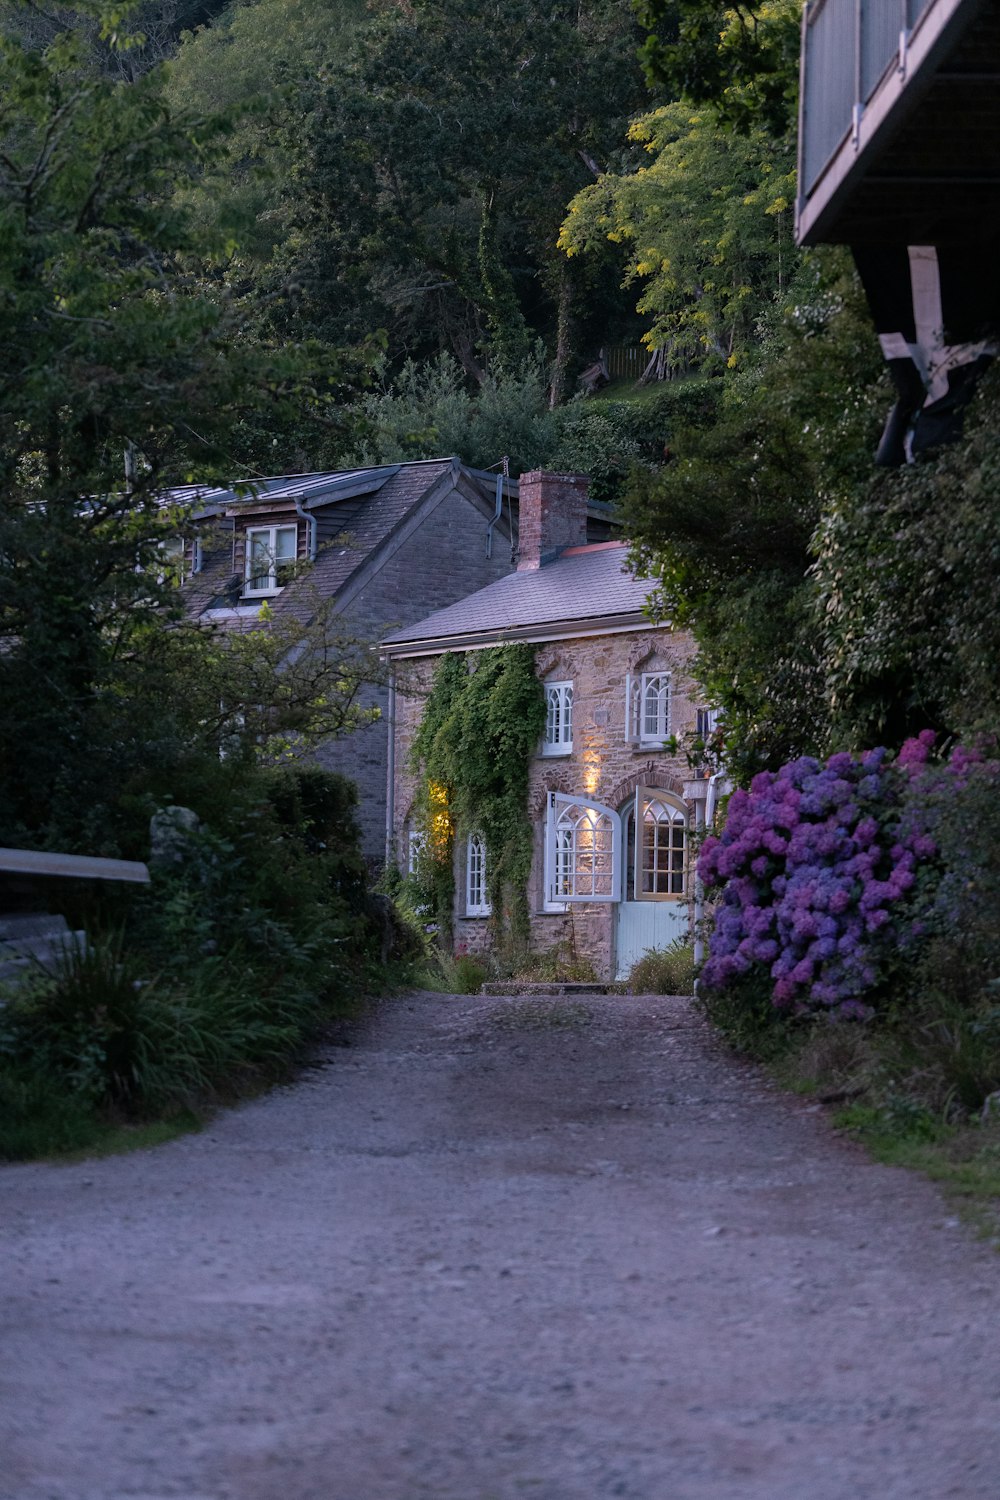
[164,0,369,263]
[0,0,233,78]
[348,349,650,502]
[346,352,555,473]
[632,0,800,136]
[286,0,648,392]
[813,370,1000,749]
[0,15,372,849]
[560,101,796,370]
[623,257,886,781]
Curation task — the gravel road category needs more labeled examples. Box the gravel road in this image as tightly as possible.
[2,990,999,1500]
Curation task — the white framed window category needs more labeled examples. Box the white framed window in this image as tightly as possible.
[625,787,687,901]
[407,827,426,874]
[158,535,187,586]
[544,791,621,905]
[625,670,671,745]
[542,681,573,756]
[244,524,297,595]
[465,833,491,917]
[696,706,718,740]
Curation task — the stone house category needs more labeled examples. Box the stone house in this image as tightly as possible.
[382,471,715,981]
[174,459,615,862]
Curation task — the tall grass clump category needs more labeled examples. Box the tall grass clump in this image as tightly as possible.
[627,939,695,995]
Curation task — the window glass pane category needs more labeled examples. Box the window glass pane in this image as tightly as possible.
[641,673,669,739]
[637,798,686,896]
[467,834,489,913]
[248,533,272,590]
[275,526,297,562]
[544,682,572,749]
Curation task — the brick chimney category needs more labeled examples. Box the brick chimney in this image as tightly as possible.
[516,470,589,571]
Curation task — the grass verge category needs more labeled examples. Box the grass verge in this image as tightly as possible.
[829,1102,1000,1244]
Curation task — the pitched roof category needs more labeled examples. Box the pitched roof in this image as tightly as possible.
[164,464,406,520]
[382,542,655,655]
[180,459,468,623]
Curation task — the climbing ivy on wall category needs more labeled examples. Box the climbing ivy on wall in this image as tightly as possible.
[409,644,546,951]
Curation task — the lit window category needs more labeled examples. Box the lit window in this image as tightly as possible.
[466,833,491,916]
[543,791,621,904]
[244,524,297,595]
[542,681,573,755]
[625,792,687,901]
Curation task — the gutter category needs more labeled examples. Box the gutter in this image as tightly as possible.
[381,613,657,660]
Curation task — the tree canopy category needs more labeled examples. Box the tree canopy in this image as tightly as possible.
[0,15,374,849]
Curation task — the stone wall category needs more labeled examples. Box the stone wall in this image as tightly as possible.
[391,624,702,979]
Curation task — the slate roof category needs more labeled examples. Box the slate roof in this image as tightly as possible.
[180,458,465,623]
[163,467,397,520]
[382,542,654,654]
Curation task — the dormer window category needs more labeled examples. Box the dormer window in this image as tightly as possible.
[244,524,297,595]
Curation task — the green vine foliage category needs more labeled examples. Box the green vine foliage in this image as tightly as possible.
[407,652,467,941]
[409,644,546,953]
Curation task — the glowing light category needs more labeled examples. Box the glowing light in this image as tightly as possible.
[582,746,602,799]
[426,780,453,852]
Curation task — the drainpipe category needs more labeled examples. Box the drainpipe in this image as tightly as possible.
[485,458,510,560]
[696,769,731,969]
[705,768,729,836]
[683,769,730,970]
[683,777,710,968]
[292,495,318,562]
[385,667,396,867]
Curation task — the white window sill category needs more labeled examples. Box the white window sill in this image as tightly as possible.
[465,909,492,919]
[540,744,573,758]
[202,604,271,621]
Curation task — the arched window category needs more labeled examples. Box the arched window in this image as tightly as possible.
[625,668,672,745]
[624,789,687,901]
[542,680,573,755]
[544,792,621,904]
[466,833,491,916]
[641,673,671,743]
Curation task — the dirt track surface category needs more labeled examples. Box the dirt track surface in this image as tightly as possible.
[3,991,1000,1500]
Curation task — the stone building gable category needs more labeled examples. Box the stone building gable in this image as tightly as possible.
[392,623,703,979]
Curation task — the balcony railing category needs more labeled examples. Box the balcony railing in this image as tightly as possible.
[800,0,934,197]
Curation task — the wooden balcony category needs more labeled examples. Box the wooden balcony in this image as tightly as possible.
[797,0,1000,246]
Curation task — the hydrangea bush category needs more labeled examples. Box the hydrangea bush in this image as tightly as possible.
[698,736,940,1018]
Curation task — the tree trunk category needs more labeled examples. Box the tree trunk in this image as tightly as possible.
[548,259,576,409]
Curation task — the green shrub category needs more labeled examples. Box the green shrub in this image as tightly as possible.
[417,949,488,995]
[519,941,597,984]
[0,1069,107,1160]
[627,939,695,995]
[695,969,794,1060]
[0,932,165,1108]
